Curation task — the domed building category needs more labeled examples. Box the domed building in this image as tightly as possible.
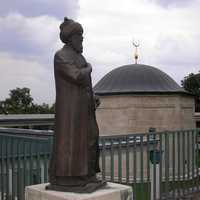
[94,64,195,135]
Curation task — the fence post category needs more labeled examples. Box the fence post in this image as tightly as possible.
[149,128,161,200]
[150,162,160,200]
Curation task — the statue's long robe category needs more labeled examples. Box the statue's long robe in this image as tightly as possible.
[49,45,100,181]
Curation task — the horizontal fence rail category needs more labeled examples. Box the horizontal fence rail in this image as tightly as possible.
[1,114,200,129]
[0,114,54,128]
[0,127,200,200]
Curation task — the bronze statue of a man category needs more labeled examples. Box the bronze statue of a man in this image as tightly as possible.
[46,17,105,192]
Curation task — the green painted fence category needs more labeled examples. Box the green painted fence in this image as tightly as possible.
[0,127,200,200]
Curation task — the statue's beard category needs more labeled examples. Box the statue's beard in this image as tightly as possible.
[67,40,83,53]
[72,43,83,53]
[76,46,83,53]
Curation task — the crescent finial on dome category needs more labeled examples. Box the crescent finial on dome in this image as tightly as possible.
[132,39,140,64]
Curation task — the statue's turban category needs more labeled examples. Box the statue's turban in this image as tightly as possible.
[60,17,83,43]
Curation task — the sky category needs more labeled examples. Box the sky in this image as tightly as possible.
[0,0,199,104]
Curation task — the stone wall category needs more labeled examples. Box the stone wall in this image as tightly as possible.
[96,94,195,135]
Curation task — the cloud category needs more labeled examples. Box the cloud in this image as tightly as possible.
[0,0,199,104]
[0,13,62,65]
[152,0,198,8]
[78,0,200,86]
[153,33,200,84]
[155,34,200,66]
[0,0,79,19]
[0,1,80,104]
[0,52,55,104]
[0,14,63,104]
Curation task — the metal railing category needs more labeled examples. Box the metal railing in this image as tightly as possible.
[99,130,200,200]
[0,128,52,200]
[0,127,200,200]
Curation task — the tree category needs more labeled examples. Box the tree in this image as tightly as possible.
[0,87,55,114]
[0,87,34,114]
[181,72,200,112]
[32,103,54,114]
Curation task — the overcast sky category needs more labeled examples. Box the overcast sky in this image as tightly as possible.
[0,0,199,104]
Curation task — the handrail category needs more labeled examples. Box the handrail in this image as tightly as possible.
[1,126,199,139]
[0,114,54,127]
[0,114,200,128]
[0,127,53,137]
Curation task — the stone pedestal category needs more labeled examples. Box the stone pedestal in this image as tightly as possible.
[25,182,133,200]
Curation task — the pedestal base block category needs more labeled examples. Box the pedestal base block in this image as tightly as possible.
[25,182,133,200]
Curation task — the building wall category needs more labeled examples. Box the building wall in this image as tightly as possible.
[96,94,195,135]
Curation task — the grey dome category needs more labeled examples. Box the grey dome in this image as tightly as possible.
[94,64,187,95]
